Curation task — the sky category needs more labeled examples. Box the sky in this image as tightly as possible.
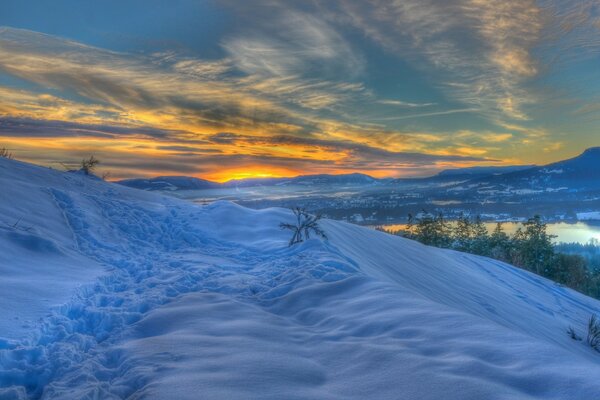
[0,0,599,181]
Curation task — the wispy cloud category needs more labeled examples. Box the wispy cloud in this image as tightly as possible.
[373,108,478,121]
[312,0,600,125]
[0,26,498,179]
[377,99,436,108]
[316,0,541,121]
[222,10,364,79]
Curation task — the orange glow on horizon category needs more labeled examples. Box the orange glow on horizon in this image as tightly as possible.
[203,166,301,183]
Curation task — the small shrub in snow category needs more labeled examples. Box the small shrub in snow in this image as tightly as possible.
[280,207,327,246]
[81,156,100,175]
[0,147,13,159]
[567,326,582,341]
[587,315,600,351]
[3,218,33,232]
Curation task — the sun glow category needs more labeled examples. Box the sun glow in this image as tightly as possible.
[204,166,301,183]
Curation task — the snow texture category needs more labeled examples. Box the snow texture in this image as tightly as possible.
[1,157,600,399]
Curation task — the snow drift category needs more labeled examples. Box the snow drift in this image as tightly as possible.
[1,157,600,399]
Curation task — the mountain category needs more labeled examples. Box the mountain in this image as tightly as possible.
[119,173,381,190]
[3,156,600,398]
[118,175,220,191]
[456,147,600,193]
[390,165,535,188]
[221,177,289,188]
[437,165,536,177]
[223,172,381,187]
[287,172,379,186]
[531,147,600,186]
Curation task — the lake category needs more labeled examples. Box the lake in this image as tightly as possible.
[375,221,600,244]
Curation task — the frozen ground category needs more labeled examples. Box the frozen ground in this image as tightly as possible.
[1,157,600,399]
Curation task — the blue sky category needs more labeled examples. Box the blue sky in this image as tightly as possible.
[0,0,599,180]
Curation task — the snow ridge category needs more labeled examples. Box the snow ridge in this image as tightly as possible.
[1,187,357,398]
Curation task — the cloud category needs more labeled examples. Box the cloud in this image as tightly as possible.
[319,0,541,121]
[0,114,492,181]
[0,27,312,135]
[0,26,374,138]
[222,9,364,79]
[0,26,495,178]
[377,99,436,108]
[373,108,478,121]
[204,132,491,165]
[0,116,177,139]
[310,0,600,125]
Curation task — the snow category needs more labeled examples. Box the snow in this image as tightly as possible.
[2,157,600,399]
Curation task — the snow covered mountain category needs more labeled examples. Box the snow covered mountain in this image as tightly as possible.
[280,172,380,186]
[117,176,220,191]
[457,147,600,192]
[2,157,600,399]
[118,172,381,190]
[436,165,536,178]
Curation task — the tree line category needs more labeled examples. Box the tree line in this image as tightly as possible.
[556,239,600,270]
[381,213,600,299]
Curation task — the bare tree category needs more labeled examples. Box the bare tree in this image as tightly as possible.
[3,218,33,232]
[280,207,327,246]
[80,156,100,175]
[567,326,582,341]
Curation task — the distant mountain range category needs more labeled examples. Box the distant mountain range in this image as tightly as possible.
[454,147,600,193]
[118,172,382,191]
[118,176,220,191]
[117,147,600,193]
[436,165,536,178]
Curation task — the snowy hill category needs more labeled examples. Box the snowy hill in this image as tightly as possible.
[117,176,220,191]
[459,147,600,192]
[436,165,536,178]
[2,157,600,399]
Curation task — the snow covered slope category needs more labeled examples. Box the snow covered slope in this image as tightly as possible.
[2,157,600,399]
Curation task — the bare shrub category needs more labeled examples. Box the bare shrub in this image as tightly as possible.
[3,218,33,232]
[80,156,100,175]
[0,147,13,159]
[567,326,581,341]
[280,207,327,246]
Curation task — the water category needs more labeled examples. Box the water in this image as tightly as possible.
[376,221,600,244]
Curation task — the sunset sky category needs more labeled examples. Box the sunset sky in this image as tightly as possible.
[0,1,599,181]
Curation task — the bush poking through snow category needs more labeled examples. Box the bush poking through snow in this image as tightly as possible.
[3,218,33,232]
[567,326,582,341]
[280,207,327,246]
[81,156,100,175]
[0,147,13,159]
[587,315,600,351]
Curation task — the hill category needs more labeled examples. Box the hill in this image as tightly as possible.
[2,157,600,398]
[432,147,600,219]
[437,165,536,178]
[117,176,220,191]
[456,147,600,192]
[119,172,381,190]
